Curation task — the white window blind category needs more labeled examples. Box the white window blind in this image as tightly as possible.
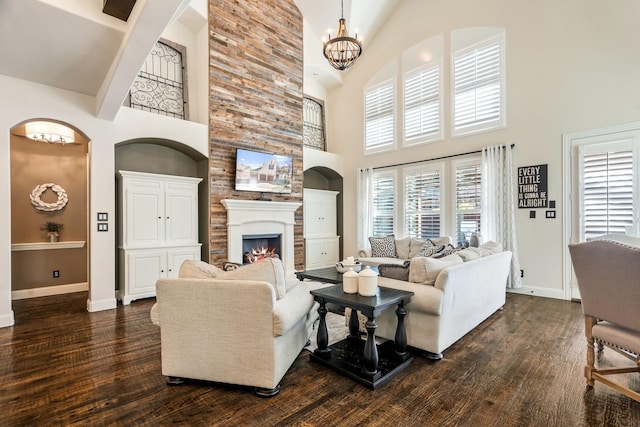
[453,38,503,136]
[454,161,482,245]
[404,63,440,144]
[372,172,396,237]
[404,166,442,239]
[580,143,637,240]
[365,81,395,152]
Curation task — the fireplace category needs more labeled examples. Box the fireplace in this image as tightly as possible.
[242,233,282,264]
[221,199,301,275]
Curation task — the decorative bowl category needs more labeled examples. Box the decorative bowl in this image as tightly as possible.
[336,261,363,273]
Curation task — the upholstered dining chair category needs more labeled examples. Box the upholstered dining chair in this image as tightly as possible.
[568,235,640,403]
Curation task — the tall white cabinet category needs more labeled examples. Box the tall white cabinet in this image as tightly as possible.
[303,189,339,269]
[117,171,202,304]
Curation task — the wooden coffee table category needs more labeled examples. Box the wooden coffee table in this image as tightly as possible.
[309,284,414,389]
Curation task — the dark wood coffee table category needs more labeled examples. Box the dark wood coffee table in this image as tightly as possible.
[309,284,414,389]
[295,266,378,284]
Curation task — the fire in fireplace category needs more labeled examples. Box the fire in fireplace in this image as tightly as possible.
[242,233,282,264]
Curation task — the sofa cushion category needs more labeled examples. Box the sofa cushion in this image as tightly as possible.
[408,238,427,258]
[409,253,464,285]
[178,259,223,279]
[218,257,287,299]
[457,248,482,262]
[395,237,411,259]
[369,235,397,258]
[479,241,503,256]
[378,261,411,281]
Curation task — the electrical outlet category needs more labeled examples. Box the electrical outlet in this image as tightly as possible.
[53,270,60,278]
[520,269,524,278]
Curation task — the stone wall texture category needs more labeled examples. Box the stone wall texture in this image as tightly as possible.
[208,0,304,268]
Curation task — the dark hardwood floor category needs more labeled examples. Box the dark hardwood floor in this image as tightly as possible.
[1,292,639,426]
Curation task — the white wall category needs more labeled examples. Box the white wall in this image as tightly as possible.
[327,0,640,299]
[0,76,207,326]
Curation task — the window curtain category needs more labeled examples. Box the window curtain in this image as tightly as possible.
[357,168,374,250]
[481,145,522,288]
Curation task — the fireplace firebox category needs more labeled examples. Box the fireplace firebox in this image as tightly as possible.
[242,233,282,264]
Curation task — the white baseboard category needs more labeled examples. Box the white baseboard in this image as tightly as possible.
[507,286,567,300]
[87,297,117,312]
[0,311,15,327]
[11,282,88,300]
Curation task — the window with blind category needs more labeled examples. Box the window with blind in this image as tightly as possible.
[365,80,395,153]
[453,159,482,245]
[452,36,504,137]
[404,165,443,239]
[403,61,442,146]
[579,140,638,241]
[372,171,396,237]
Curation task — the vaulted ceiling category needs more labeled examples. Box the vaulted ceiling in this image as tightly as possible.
[0,0,399,120]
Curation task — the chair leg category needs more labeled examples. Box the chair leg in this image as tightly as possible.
[585,316,596,387]
[255,384,280,397]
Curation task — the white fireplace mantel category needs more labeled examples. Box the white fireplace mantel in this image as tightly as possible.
[221,199,301,275]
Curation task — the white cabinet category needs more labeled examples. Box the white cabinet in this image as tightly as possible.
[303,189,340,269]
[117,171,202,304]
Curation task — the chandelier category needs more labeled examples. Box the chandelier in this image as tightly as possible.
[25,121,75,144]
[323,0,363,71]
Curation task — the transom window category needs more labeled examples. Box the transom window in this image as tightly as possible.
[364,80,395,153]
[403,61,442,145]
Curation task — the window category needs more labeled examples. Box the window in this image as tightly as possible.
[365,80,395,153]
[371,171,396,237]
[127,39,188,120]
[404,164,443,239]
[452,36,504,136]
[403,61,442,145]
[453,159,482,245]
[303,96,326,150]
[579,140,638,240]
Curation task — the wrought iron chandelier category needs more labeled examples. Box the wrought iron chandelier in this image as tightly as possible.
[323,0,363,71]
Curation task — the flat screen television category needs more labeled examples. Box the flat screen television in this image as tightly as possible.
[235,148,293,194]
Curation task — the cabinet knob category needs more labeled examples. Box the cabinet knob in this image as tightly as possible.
[158,216,162,219]
[169,268,172,272]
[161,269,164,273]
[166,216,170,219]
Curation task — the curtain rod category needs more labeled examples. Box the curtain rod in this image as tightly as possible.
[372,143,515,170]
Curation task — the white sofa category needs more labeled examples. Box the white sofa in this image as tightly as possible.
[357,235,452,266]
[350,245,512,359]
[150,258,327,396]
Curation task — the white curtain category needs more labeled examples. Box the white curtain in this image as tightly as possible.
[481,145,522,288]
[357,167,374,250]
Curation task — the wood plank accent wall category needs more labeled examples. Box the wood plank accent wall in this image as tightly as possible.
[208,0,304,268]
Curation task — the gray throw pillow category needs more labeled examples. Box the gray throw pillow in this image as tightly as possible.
[369,235,397,258]
[378,261,410,281]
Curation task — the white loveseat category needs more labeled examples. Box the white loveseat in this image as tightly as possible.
[350,244,512,359]
[150,258,327,396]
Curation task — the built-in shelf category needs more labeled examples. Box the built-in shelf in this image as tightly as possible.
[11,241,86,252]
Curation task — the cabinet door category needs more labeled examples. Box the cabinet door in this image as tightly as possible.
[304,194,325,237]
[305,239,325,269]
[165,181,198,245]
[167,246,200,278]
[321,237,340,266]
[125,179,164,246]
[128,250,167,294]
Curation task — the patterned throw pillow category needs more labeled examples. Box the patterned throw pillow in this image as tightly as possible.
[433,243,464,258]
[416,243,445,257]
[369,235,397,258]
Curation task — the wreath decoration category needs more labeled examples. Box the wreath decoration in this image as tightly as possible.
[30,183,68,212]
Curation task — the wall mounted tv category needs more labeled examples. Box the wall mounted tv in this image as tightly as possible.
[235,148,293,194]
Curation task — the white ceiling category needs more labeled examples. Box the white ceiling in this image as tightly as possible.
[0,0,398,119]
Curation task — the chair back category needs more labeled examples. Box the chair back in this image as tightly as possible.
[568,236,640,331]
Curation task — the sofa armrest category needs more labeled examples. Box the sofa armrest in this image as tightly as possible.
[273,284,315,336]
[358,248,372,257]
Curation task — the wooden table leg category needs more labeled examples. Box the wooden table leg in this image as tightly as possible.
[314,300,331,358]
[394,301,409,358]
[348,308,360,338]
[363,317,379,375]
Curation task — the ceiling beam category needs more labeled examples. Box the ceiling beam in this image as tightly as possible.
[95,0,190,121]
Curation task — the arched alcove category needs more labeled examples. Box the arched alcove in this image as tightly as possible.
[114,138,210,270]
[303,166,344,262]
[9,120,89,304]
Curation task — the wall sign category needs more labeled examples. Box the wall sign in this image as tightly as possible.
[518,164,547,208]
